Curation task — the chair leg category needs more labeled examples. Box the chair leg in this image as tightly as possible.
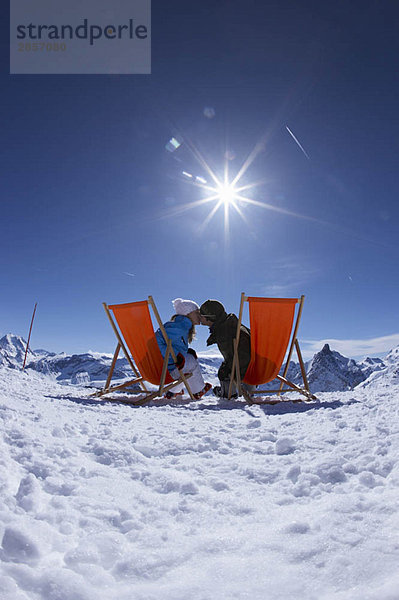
[91,377,144,398]
[104,343,121,391]
[276,376,317,401]
[228,347,238,400]
[228,293,246,400]
[158,342,172,396]
[295,339,310,392]
[241,385,254,404]
[131,374,194,405]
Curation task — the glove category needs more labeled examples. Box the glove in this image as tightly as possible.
[175,352,185,370]
[187,348,197,359]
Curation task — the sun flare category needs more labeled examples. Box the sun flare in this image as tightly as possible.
[217,183,237,206]
[163,134,321,245]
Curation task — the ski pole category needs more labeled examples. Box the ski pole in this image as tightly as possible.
[23,302,37,371]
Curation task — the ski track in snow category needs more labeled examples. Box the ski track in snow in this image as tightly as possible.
[1,366,399,599]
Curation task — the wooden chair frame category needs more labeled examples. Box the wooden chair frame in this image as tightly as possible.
[229,293,316,404]
[93,296,195,404]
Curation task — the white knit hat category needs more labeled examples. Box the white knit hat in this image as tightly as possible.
[172,298,200,316]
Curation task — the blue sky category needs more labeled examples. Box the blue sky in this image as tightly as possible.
[2,1,399,359]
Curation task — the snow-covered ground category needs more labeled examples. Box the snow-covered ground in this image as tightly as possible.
[1,364,399,600]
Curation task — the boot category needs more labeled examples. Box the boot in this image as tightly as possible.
[164,390,184,400]
[193,382,212,400]
[214,381,238,399]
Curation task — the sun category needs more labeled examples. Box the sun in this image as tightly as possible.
[164,134,320,244]
[166,150,262,242]
[217,183,237,206]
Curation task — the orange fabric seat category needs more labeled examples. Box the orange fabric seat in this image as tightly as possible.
[108,301,172,386]
[243,297,298,385]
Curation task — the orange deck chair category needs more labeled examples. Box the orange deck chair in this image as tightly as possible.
[229,294,316,403]
[94,296,195,403]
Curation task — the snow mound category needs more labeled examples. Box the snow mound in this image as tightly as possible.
[0,366,399,599]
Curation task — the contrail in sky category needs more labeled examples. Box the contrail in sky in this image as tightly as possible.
[123,272,135,277]
[286,126,311,160]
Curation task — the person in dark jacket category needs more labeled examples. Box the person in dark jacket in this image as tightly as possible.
[199,299,253,398]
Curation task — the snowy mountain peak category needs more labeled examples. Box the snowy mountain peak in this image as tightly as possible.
[359,345,399,388]
[0,333,35,368]
[0,333,28,353]
[361,356,385,367]
[306,343,365,392]
[385,345,399,364]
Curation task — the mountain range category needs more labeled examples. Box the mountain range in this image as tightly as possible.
[0,333,395,392]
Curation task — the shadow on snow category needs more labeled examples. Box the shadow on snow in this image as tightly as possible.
[44,391,359,416]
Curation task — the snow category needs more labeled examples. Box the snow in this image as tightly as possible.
[1,361,399,599]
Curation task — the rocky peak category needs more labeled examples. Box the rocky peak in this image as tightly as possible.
[306,344,366,392]
[0,334,35,367]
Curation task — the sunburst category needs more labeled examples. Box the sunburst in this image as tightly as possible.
[163,134,323,243]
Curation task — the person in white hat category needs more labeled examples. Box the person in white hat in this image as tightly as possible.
[155,298,212,400]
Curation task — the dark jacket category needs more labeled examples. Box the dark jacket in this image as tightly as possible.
[206,312,251,381]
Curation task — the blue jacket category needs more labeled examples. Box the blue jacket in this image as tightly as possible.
[155,315,192,372]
